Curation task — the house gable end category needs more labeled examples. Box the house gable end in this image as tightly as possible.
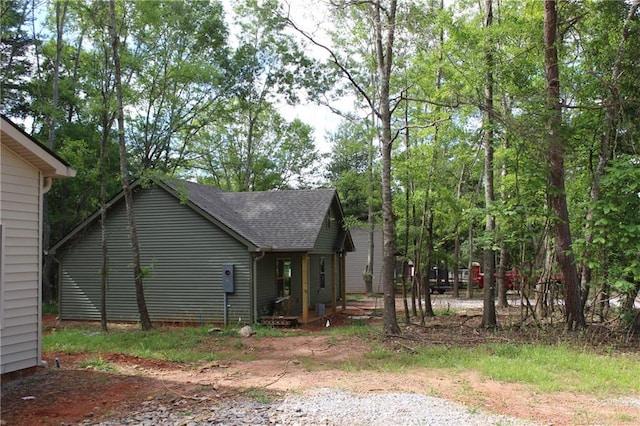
[52,180,259,254]
[58,185,254,323]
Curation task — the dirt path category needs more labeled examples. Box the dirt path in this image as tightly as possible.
[2,297,640,425]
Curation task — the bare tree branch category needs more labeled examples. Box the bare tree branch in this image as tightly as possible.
[283,13,379,119]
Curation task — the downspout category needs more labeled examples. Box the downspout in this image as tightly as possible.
[39,176,53,368]
[253,249,266,323]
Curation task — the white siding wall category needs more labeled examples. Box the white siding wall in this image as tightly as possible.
[0,145,42,374]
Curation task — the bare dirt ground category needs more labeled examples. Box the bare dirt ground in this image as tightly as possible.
[2,295,640,426]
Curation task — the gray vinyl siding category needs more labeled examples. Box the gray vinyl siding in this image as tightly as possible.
[309,208,341,307]
[346,228,384,293]
[255,255,275,317]
[0,146,41,374]
[308,254,334,307]
[311,207,340,254]
[58,186,253,324]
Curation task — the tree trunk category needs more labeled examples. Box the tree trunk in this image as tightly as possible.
[537,235,554,319]
[366,101,377,294]
[423,210,435,318]
[543,0,585,330]
[401,92,410,324]
[497,241,508,308]
[100,115,110,333]
[481,0,497,328]
[109,0,152,331]
[453,233,460,298]
[42,0,68,305]
[373,0,401,336]
[466,227,474,299]
[497,117,509,308]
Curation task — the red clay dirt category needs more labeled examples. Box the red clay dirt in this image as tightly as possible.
[2,302,640,426]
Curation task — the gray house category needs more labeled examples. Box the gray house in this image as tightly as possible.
[52,179,354,325]
[1,115,76,378]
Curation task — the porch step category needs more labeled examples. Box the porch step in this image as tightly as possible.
[259,316,298,327]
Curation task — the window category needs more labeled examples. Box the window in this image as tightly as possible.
[319,257,326,289]
[276,259,291,297]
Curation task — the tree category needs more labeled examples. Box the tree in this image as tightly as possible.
[326,120,382,293]
[125,0,229,173]
[0,0,35,117]
[325,120,380,218]
[288,0,402,334]
[543,0,585,330]
[195,106,321,190]
[481,0,497,328]
[570,0,640,318]
[41,0,69,305]
[192,0,325,191]
[109,0,152,331]
[366,0,401,335]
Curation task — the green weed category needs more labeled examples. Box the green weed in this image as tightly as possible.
[77,356,114,372]
[42,302,58,315]
[243,387,276,404]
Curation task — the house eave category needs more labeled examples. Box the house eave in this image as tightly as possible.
[1,115,76,178]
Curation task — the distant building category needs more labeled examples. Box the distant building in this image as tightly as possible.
[345,227,383,293]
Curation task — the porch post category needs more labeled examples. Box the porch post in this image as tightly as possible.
[302,253,309,323]
[332,254,337,313]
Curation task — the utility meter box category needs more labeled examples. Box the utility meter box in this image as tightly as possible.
[222,264,234,293]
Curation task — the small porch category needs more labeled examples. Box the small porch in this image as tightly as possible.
[259,294,383,328]
[259,297,344,327]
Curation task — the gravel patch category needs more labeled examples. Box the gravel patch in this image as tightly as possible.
[88,387,536,426]
[612,396,640,408]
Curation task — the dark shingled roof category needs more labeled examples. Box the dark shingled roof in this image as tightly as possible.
[173,180,340,251]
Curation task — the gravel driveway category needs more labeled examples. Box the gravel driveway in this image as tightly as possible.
[90,387,536,426]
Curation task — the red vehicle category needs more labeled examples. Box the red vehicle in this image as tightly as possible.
[471,263,520,290]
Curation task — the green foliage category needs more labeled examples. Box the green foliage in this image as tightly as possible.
[42,301,59,315]
[47,128,121,240]
[0,0,34,116]
[325,120,381,218]
[187,0,326,190]
[579,156,640,301]
[124,0,230,173]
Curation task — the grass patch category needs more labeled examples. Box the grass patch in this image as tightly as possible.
[354,341,640,396]
[77,356,114,372]
[44,324,256,363]
[42,302,58,315]
[43,321,640,397]
[472,343,640,395]
[243,387,277,404]
[433,307,458,316]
